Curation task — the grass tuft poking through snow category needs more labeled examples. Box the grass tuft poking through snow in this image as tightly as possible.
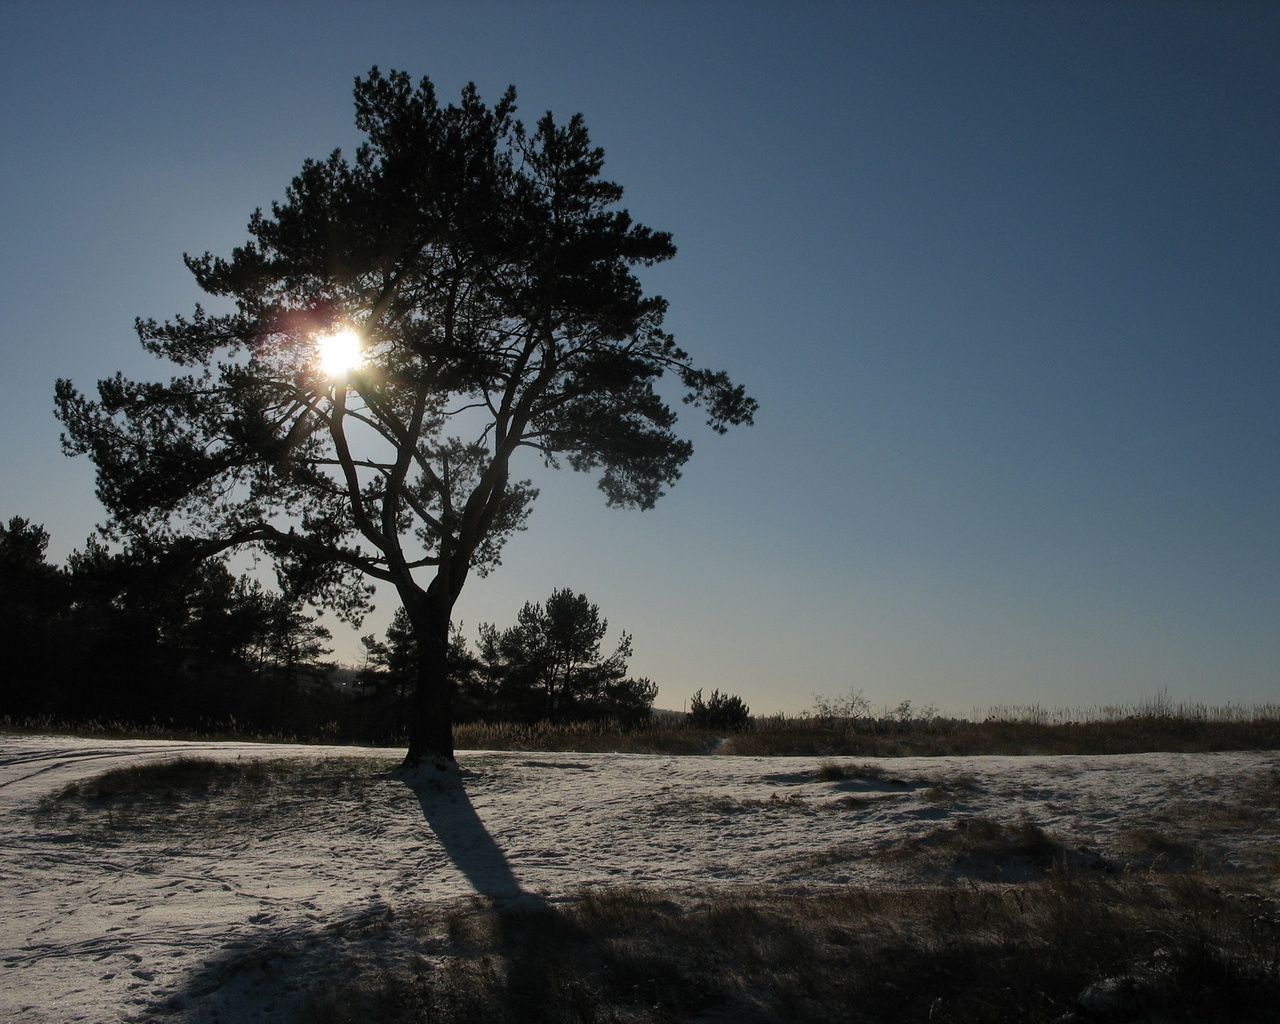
[876,814,1076,882]
[34,755,401,841]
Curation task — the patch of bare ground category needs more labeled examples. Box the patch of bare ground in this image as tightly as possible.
[769,761,976,793]
[181,876,1280,1024]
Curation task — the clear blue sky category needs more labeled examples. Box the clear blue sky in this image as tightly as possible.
[2,2,1277,714]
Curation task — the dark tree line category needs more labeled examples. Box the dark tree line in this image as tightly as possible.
[0,516,337,731]
[1,518,657,740]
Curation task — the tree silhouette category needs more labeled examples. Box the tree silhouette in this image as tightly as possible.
[61,538,333,721]
[480,588,656,723]
[688,688,751,730]
[0,518,66,714]
[55,69,754,765]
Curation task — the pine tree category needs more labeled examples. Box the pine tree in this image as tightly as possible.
[56,69,754,764]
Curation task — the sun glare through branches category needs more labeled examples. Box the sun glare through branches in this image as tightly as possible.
[314,328,364,378]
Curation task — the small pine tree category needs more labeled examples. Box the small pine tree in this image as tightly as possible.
[478,588,655,724]
[688,688,751,730]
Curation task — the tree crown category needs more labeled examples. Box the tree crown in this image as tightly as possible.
[56,68,755,613]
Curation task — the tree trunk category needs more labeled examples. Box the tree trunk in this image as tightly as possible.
[403,599,455,767]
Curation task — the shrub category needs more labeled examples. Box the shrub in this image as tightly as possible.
[688,688,750,731]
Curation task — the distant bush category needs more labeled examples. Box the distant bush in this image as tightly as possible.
[688,688,750,731]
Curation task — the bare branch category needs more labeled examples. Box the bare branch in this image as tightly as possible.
[328,386,389,553]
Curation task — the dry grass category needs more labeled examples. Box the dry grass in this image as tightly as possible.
[50,756,272,801]
[689,792,816,816]
[920,773,981,803]
[7,702,1280,756]
[33,755,401,841]
[291,876,1280,1023]
[876,814,1071,880]
[457,706,1280,759]
[976,696,1280,724]
[10,701,1280,757]
[814,761,901,783]
[454,719,719,755]
[0,713,315,745]
[1114,827,1204,873]
[719,713,1280,757]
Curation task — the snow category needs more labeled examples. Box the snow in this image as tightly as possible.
[1,733,1275,1022]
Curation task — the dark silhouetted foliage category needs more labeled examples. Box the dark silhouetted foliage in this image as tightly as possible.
[357,588,657,730]
[0,517,66,715]
[688,688,751,730]
[0,518,335,731]
[478,588,656,724]
[55,68,754,765]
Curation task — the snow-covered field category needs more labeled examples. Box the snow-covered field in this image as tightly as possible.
[2,734,1276,1023]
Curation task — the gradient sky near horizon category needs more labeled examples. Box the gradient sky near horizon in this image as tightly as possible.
[2,2,1277,715]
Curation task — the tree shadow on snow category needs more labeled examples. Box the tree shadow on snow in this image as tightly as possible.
[401,764,533,903]
[158,761,634,1022]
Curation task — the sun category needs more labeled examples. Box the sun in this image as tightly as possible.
[314,328,364,377]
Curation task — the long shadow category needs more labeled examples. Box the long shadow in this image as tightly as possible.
[400,765,537,904]
[163,762,673,1022]
[396,766,647,1021]
[400,764,735,1021]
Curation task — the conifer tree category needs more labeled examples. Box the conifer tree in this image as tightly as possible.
[56,69,754,765]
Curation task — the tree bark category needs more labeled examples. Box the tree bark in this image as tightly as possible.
[402,598,455,767]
